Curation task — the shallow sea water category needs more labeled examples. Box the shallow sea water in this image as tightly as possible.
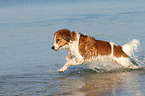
[0,0,145,96]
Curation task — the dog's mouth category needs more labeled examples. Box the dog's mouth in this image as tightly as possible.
[55,46,62,51]
[51,45,62,51]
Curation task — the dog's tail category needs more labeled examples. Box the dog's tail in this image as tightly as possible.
[122,39,140,59]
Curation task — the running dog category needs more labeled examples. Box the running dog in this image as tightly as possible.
[51,29,140,72]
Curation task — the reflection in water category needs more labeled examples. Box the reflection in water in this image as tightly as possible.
[80,72,123,96]
[55,71,144,96]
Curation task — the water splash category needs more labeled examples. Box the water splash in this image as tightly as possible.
[134,55,145,68]
[85,55,145,72]
[85,61,125,72]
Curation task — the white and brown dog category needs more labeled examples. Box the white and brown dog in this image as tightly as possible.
[52,29,140,72]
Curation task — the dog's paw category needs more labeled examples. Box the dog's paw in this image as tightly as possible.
[66,56,70,61]
[58,70,64,73]
[58,65,68,73]
[58,69,64,73]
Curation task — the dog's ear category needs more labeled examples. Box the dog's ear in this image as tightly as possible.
[60,29,72,42]
[62,35,70,42]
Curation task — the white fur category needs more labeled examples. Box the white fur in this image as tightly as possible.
[67,33,84,63]
[87,55,113,62]
[53,33,59,50]
[53,43,59,49]
[110,42,115,56]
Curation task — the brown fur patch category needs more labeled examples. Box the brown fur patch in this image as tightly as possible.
[79,34,111,60]
[55,29,76,42]
[113,45,128,57]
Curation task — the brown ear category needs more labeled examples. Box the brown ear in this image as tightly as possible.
[62,35,70,42]
[60,29,72,42]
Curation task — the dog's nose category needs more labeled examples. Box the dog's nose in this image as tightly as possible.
[51,46,54,50]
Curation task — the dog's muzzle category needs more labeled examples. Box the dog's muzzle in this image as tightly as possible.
[51,45,62,51]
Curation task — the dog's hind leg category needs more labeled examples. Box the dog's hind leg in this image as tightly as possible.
[115,57,139,69]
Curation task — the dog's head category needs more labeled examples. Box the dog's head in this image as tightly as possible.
[51,29,76,51]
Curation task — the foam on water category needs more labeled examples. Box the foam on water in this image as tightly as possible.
[85,55,145,72]
[85,61,125,72]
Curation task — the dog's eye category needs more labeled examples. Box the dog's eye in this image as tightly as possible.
[57,39,60,42]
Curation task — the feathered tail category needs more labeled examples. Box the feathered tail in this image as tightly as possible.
[122,39,140,60]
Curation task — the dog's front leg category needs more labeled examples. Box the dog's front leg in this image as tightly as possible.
[58,58,76,73]
[66,55,75,61]
[58,58,83,73]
